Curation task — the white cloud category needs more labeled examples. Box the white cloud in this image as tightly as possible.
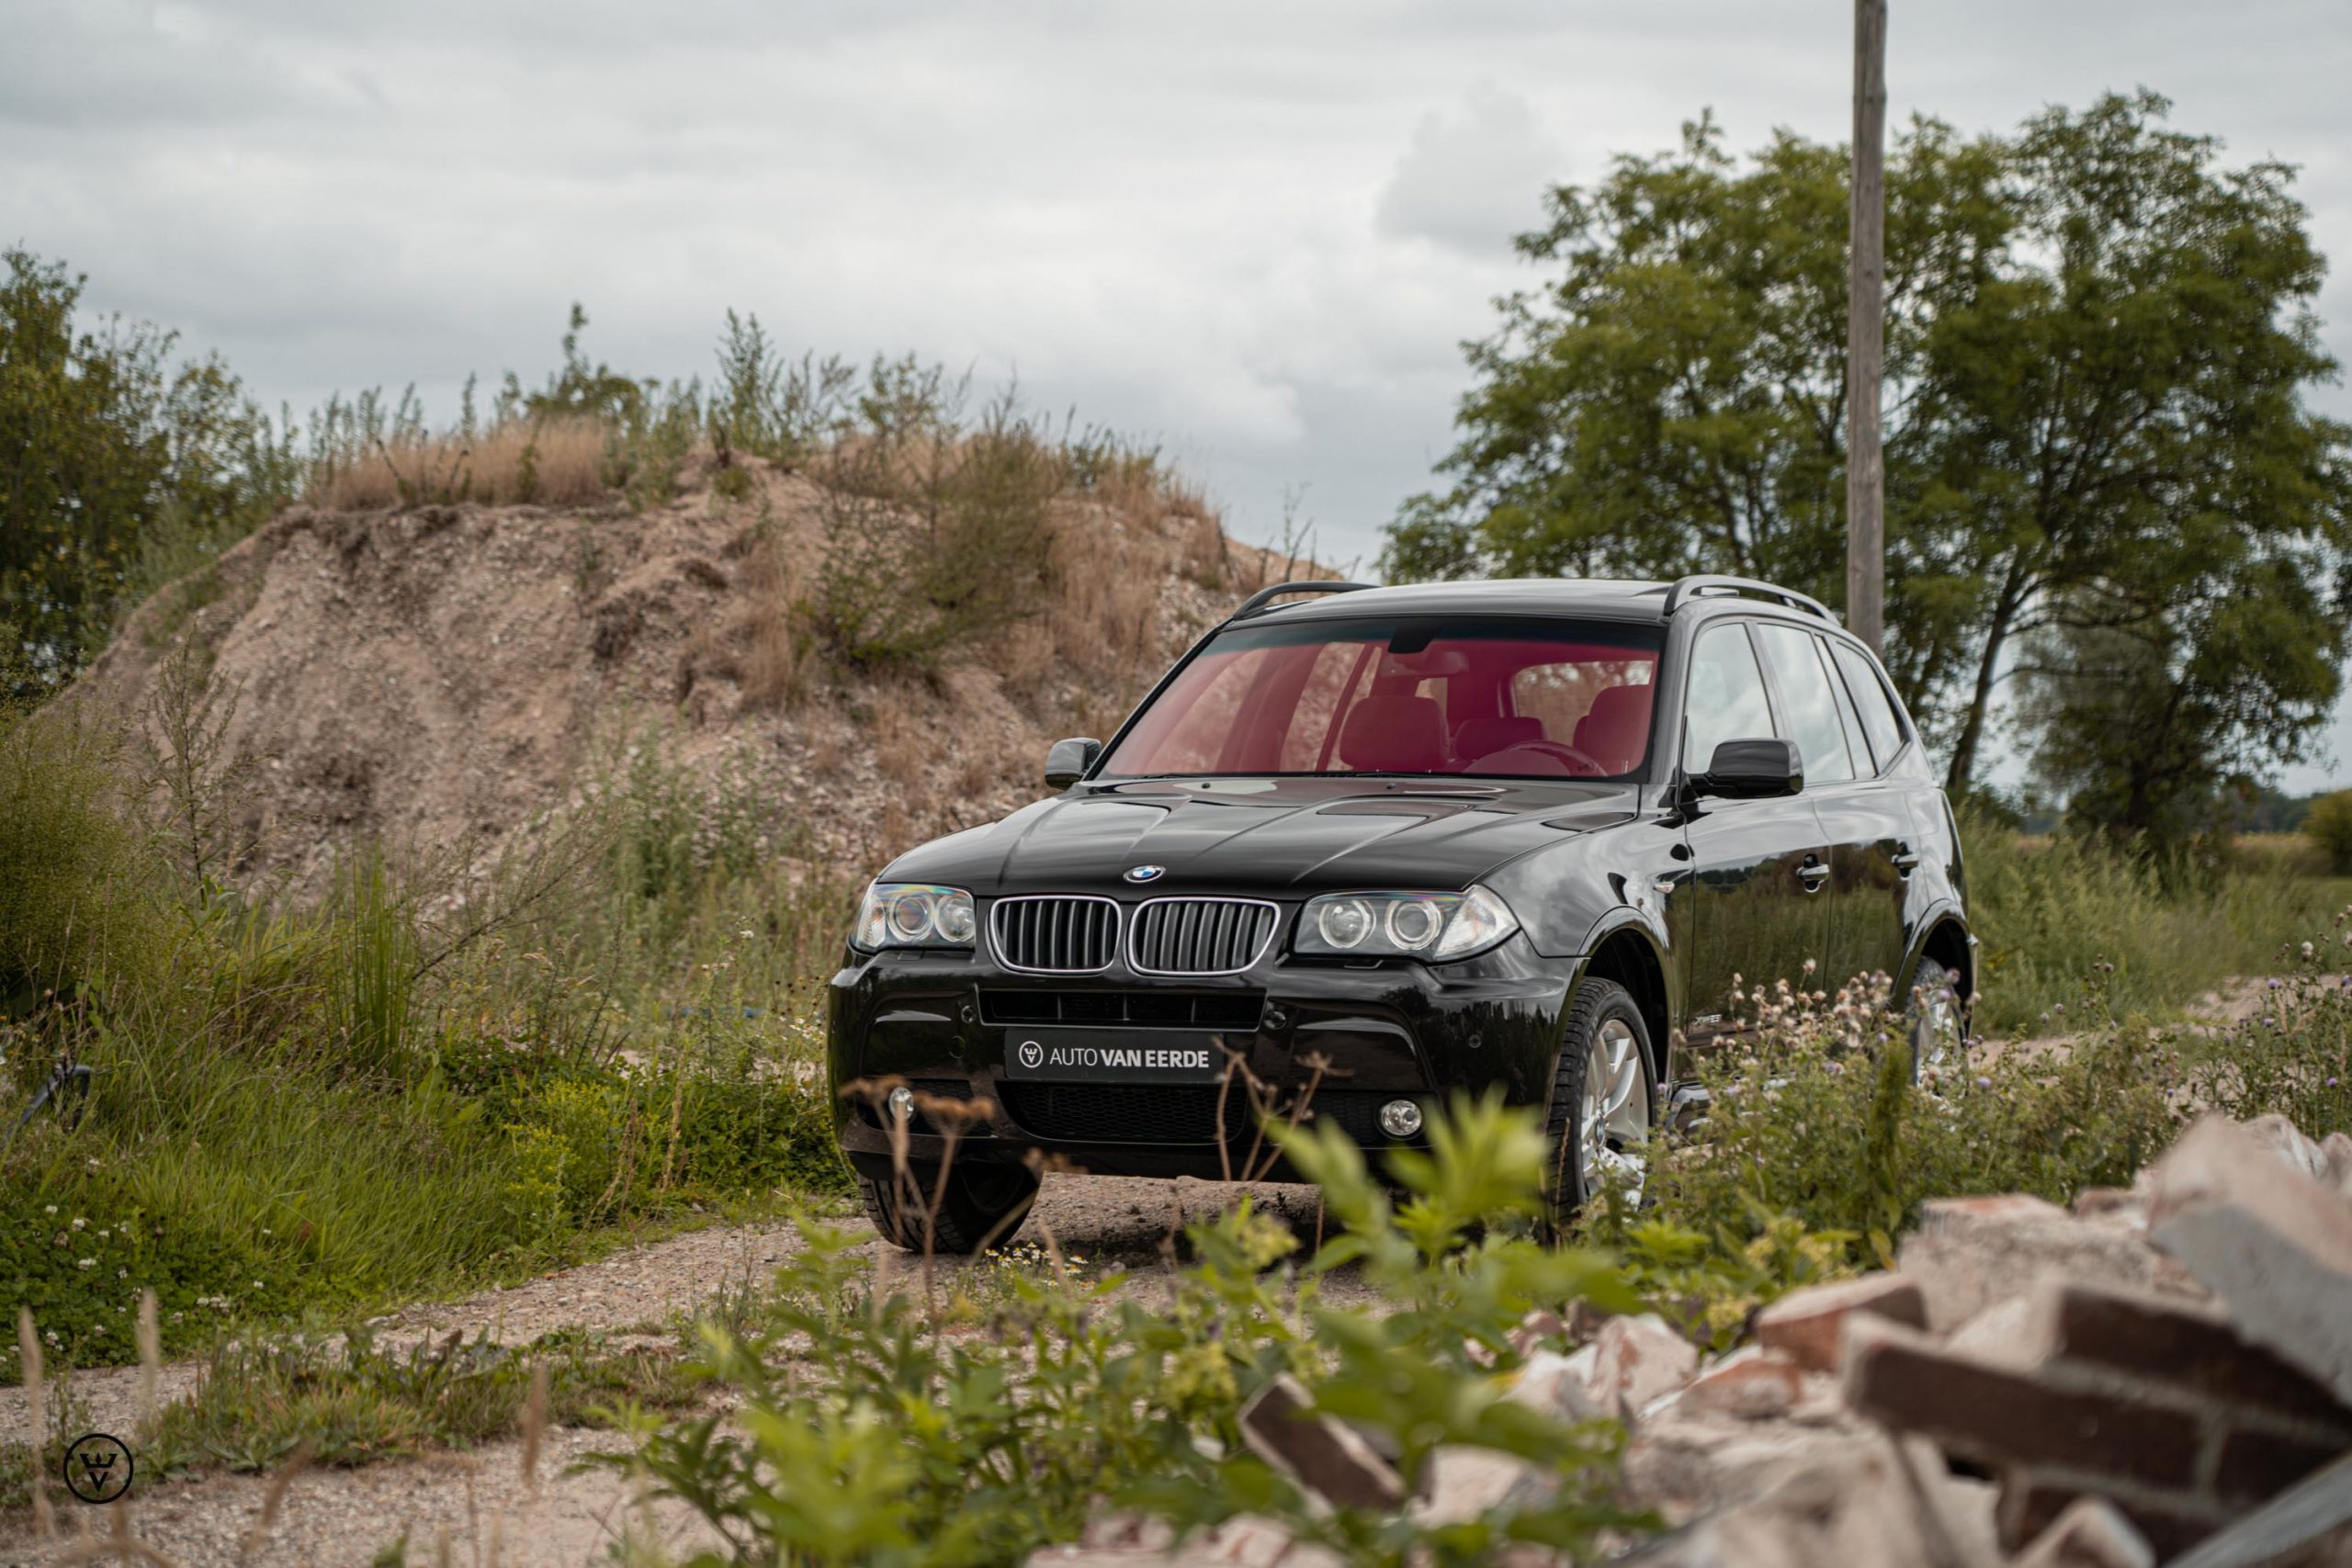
[5,0,2350,783]
[1376,85,1563,254]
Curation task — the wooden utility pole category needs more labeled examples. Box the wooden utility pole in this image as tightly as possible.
[1846,0,1887,653]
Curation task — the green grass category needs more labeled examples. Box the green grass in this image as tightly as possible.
[1,702,853,1382]
[137,1324,699,1479]
[1963,820,2352,1035]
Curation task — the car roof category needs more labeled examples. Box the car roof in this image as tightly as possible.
[1240,577,1858,639]
[1248,579,1667,622]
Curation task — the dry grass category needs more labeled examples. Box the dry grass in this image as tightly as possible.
[309,419,613,511]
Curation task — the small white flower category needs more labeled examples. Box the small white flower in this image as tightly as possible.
[70,1217,85,1231]
[43,1205,56,1216]
[76,1258,95,1269]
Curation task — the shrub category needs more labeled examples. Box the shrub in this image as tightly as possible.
[2184,932,2352,1137]
[604,1097,1654,1568]
[1641,970,2180,1264]
[805,373,1061,671]
[2307,791,2352,875]
[0,704,155,1010]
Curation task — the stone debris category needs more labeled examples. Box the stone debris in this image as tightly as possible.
[1754,1270,1927,1371]
[2009,1498,2157,1568]
[2146,1117,2352,1410]
[1236,1374,1407,1513]
[1037,1113,2352,1567]
[1589,1313,1702,1418]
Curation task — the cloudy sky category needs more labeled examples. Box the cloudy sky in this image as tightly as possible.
[10,0,2352,787]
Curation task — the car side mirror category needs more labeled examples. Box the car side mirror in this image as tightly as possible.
[1694,737,1803,799]
[1045,737,1102,791]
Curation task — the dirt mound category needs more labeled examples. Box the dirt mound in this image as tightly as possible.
[76,454,1292,896]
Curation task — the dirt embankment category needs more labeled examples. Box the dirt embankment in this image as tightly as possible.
[75,456,1295,897]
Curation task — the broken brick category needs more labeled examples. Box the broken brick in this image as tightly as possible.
[2037,1281,2352,1429]
[1753,1273,1927,1374]
[1840,1317,2202,1487]
[2148,1115,2352,1409]
[1238,1375,1405,1512]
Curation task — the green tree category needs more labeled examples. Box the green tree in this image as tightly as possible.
[0,251,290,692]
[1385,93,2352,795]
[2016,554,2346,847]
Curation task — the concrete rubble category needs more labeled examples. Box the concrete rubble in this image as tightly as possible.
[1032,1113,2352,1567]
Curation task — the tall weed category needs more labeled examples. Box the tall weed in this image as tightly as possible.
[1963,813,2352,1032]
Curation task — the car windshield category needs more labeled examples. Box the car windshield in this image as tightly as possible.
[1100,616,1663,780]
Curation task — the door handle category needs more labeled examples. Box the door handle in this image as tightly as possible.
[1893,847,1921,875]
[1799,860,1831,891]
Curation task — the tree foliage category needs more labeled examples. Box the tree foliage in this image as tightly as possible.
[0,251,295,693]
[1384,93,2352,807]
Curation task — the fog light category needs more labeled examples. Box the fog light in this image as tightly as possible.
[886,1086,915,1122]
[1377,1099,1423,1139]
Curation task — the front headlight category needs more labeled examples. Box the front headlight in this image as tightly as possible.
[854,884,978,951]
[1294,886,1520,963]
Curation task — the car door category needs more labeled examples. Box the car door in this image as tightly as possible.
[1671,619,1832,1043]
[1826,637,1939,986]
[1753,623,1911,995]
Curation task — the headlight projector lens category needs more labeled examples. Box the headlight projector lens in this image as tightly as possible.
[1318,897,1374,949]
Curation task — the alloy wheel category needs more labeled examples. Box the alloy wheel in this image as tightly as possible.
[1578,1016,1651,1200]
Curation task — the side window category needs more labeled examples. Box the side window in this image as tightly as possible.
[1683,623,1776,773]
[1755,624,1855,784]
[1820,635,1875,773]
[1830,641,1906,767]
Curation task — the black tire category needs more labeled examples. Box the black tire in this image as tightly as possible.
[1544,977,1657,1225]
[1904,956,1964,1080]
[858,1162,1040,1256]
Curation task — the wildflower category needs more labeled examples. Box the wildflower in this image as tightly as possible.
[1974,1077,1993,1091]
[2302,942,2316,961]
[2268,977,2283,990]
[43,1204,56,1215]
[70,1217,85,1231]
[76,1258,95,1269]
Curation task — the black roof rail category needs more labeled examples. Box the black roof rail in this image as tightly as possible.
[1658,574,1838,623]
[1227,580,1378,620]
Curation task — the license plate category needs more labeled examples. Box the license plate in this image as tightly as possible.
[1001,1028,1234,1084]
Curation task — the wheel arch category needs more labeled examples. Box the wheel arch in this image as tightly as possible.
[1577,921,1672,1082]
[1905,907,1975,1008]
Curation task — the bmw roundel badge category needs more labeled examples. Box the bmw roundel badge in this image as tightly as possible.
[1124,864,1166,884]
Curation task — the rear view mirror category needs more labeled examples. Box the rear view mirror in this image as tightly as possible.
[1045,737,1102,791]
[1695,737,1803,799]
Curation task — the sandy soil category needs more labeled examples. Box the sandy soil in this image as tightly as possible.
[0,1174,1349,1568]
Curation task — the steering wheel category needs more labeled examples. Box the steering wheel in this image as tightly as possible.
[1476,739,1609,777]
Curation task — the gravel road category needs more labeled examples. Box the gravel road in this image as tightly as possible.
[0,1174,1340,1567]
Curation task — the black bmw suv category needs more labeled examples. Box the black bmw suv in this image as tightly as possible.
[829,575,1972,1251]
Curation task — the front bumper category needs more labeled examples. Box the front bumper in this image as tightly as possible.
[827,928,1580,1183]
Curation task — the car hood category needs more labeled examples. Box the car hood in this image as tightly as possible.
[882,777,1642,898]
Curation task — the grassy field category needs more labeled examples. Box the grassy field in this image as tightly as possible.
[0,698,856,1385]
[1963,820,2352,1035]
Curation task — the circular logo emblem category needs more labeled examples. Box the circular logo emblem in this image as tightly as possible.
[1018,1040,1044,1069]
[1123,864,1166,884]
[62,1433,133,1505]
